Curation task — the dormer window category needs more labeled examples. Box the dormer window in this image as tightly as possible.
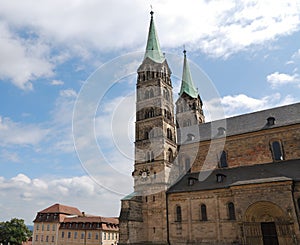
[267,116,275,126]
[217,127,226,136]
[216,173,226,183]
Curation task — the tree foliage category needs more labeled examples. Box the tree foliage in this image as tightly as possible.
[0,218,32,245]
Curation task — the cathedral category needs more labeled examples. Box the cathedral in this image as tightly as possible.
[119,11,300,245]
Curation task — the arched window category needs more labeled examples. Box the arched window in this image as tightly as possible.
[145,90,150,99]
[186,119,191,126]
[167,128,172,140]
[168,149,173,162]
[201,204,207,221]
[220,151,228,168]
[271,141,284,161]
[151,151,154,162]
[228,202,236,220]
[146,152,150,163]
[176,206,182,222]
[150,89,154,98]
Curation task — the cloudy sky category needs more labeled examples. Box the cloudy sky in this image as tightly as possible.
[0,0,300,224]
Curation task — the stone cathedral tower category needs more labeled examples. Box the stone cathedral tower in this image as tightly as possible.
[119,11,177,245]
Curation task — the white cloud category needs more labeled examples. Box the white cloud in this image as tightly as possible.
[0,0,298,60]
[205,93,297,119]
[0,173,125,224]
[267,71,300,87]
[0,116,49,146]
[51,80,64,86]
[0,22,54,90]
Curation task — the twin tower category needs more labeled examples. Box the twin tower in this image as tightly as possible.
[119,11,205,244]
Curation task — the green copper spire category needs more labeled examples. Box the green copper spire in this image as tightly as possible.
[144,11,165,63]
[179,50,198,98]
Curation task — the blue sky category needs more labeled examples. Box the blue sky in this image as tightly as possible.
[0,0,300,224]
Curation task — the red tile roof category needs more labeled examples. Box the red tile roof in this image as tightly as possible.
[39,203,82,216]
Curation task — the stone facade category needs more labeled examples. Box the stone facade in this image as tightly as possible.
[119,11,300,245]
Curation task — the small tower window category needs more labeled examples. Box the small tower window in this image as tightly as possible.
[200,204,208,221]
[176,206,182,222]
[168,149,173,162]
[167,128,173,140]
[228,202,236,220]
[271,141,284,161]
[219,151,228,168]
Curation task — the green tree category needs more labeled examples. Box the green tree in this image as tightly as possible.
[0,218,32,245]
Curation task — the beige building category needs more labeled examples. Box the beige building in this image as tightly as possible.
[119,11,300,245]
[32,203,119,245]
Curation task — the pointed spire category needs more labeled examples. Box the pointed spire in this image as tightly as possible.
[144,11,165,63]
[179,49,198,98]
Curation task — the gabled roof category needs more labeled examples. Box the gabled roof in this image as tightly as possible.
[179,50,198,98]
[178,102,300,144]
[144,11,165,63]
[39,203,82,216]
[167,159,300,194]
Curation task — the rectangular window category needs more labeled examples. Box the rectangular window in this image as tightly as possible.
[74,231,78,239]
[68,231,71,238]
[81,232,85,239]
[52,235,55,242]
[61,231,64,238]
[47,224,50,231]
[52,224,56,231]
[104,232,106,240]
[36,224,39,230]
[35,235,38,241]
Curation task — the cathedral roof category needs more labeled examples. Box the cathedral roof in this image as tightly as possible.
[179,50,198,98]
[167,159,300,194]
[178,102,300,144]
[144,11,165,63]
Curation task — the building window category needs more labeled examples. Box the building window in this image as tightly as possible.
[104,232,106,240]
[167,128,173,140]
[41,235,43,242]
[52,236,55,242]
[95,233,99,240]
[46,236,49,242]
[200,204,208,221]
[35,235,38,241]
[176,205,182,222]
[108,232,110,240]
[42,224,44,231]
[81,232,85,239]
[36,224,39,230]
[228,202,236,220]
[52,224,56,231]
[88,232,91,239]
[68,232,71,238]
[168,148,173,162]
[47,224,50,231]
[74,232,78,239]
[153,227,156,233]
[271,141,284,161]
[220,151,228,168]
[61,231,64,238]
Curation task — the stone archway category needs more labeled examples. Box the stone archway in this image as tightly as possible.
[242,201,295,245]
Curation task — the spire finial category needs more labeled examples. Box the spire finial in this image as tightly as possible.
[150,5,154,16]
[183,45,186,56]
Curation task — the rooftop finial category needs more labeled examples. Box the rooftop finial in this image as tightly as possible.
[183,45,186,56]
[150,5,154,16]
